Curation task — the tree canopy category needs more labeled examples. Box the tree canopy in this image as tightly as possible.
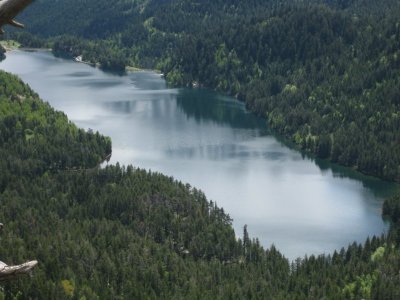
[0,0,399,298]
[0,67,399,299]
[9,0,400,181]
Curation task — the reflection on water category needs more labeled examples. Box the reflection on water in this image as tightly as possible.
[310,156,398,199]
[176,88,267,130]
[1,50,398,260]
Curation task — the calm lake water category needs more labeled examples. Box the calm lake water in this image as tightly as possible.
[1,50,398,260]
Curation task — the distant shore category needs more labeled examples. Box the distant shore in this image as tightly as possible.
[1,40,163,76]
[19,47,52,52]
[0,40,51,52]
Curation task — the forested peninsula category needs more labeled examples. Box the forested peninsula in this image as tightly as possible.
[9,0,400,182]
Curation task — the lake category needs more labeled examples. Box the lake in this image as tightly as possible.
[1,50,398,260]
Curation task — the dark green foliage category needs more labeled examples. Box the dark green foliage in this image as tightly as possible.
[13,0,400,181]
[0,71,111,178]
[0,0,399,298]
[383,194,400,224]
[0,67,400,298]
[51,36,128,71]
[0,71,289,298]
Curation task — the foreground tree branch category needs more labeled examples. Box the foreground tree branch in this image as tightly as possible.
[0,223,38,281]
[0,260,38,281]
[0,0,33,33]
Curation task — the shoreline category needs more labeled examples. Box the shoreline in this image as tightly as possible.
[3,47,397,184]
[1,49,398,262]
[1,46,52,53]
[0,40,52,52]
[126,65,163,75]
[1,41,163,75]
[20,47,52,52]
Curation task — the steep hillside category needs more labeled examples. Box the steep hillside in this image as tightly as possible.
[11,0,400,182]
[0,70,399,298]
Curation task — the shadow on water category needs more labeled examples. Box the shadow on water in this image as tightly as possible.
[313,157,399,199]
[271,128,399,199]
[273,128,399,200]
[176,88,268,132]
[176,87,399,200]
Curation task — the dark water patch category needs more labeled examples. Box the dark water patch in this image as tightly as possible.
[66,71,93,77]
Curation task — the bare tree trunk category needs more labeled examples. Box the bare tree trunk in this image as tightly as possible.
[0,260,38,281]
[0,1,37,290]
[0,0,33,33]
[0,224,38,281]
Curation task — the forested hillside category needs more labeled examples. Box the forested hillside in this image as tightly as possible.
[0,0,400,298]
[10,0,400,182]
[0,69,400,298]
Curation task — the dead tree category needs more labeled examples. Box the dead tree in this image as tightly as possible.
[0,260,38,282]
[0,0,33,33]
[0,3,37,295]
[0,223,38,281]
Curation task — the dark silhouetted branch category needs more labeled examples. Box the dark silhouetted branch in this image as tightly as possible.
[0,0,33,33]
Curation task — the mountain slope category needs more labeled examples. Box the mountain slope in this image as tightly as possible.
[1,69,400,299]
[13,0,400,181]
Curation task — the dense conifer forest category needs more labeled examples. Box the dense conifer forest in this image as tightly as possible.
[0,0,399,298]
[0,69,399,299]
[10,0,400,182]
